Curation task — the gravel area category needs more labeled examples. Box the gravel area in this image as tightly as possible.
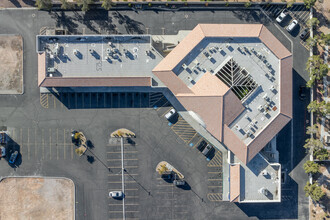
[0,177,74,220]
[0,35,23,94]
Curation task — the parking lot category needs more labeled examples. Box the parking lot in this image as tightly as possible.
[41,92,155,109]
[6,127,76,162]
[261,4,311,49]
[0,7,310,220]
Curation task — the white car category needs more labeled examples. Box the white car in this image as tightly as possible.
[109,191,123,198]
[165,108,176,120]
[286,20,298,32]
[276,10,288,23]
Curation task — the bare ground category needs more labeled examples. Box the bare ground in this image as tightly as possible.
[0,35,23,94]
[0,177,74,220]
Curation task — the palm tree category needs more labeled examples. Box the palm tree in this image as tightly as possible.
[35,0,52,10]
[101,0,113,10]
[306,124,318,135]
[60,0,73,9]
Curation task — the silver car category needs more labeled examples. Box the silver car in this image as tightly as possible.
[286,20,298,32]
[276,10,288,23]
[165,108,176,120]
[202,144,213,156]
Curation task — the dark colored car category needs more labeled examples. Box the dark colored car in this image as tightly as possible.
[9,151,18,164]
[299,86,307,100]
[161,172,173,180]
[300,28,310,40]
[71,130,79,145]
[197,140,207,152]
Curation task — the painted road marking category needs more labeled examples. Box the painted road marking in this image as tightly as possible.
[207,193,223,202]
[49,128,52,160]
[171,116,197,143]
[40,93,48,108]
[207,151,223,167]
[42,128,45,160]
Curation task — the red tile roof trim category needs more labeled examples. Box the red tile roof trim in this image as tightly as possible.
[39,77,152,87]
[230,164,241,202]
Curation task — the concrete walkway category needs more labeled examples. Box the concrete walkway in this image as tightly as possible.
[320,45,329,149]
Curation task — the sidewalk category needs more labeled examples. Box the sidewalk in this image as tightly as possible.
[0,0,306,9]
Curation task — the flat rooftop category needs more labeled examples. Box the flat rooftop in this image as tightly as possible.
[172,37,280,145]
[37,35,164,86]
[239,153,280,202]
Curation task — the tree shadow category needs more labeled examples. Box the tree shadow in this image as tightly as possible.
[49,11,80,34]
[87,155,95,164]
[112,12,144,34]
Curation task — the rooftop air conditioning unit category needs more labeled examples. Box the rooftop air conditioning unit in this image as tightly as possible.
[261,170,268,176]
[47,67,55,73]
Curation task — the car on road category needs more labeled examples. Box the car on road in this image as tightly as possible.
[202,144,213,157]
[300,28,310,40]
[276,10,288,23]
[165,108,176,120]
[9,151,18,164]
[109,191,123,198]
[0,147,6,158]
[286,20,298,32]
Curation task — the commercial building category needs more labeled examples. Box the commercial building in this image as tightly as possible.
[37,24,292,203]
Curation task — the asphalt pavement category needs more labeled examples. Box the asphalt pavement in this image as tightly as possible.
[0,7,310,220]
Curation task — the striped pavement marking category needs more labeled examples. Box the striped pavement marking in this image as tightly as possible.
[207,193,223,202]
[171,116,197,143]
[40,93,49,108]
[207,151,223,167]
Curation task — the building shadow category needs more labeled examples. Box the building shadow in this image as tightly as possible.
[48,89,171,110]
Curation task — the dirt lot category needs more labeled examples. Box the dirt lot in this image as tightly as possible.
[0,177,74,220]
[0,35,23,94]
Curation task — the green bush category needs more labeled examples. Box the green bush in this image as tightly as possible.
[244,2,251,8]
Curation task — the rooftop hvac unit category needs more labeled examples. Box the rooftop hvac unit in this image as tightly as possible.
[73,49,78,55]
[47,67,56,73]
[258,187,268,196]
[261,170,268,176]
[106,48,111,54]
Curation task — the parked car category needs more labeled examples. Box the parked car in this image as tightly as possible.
[0,147,6,158]
[109,191,123,198]
[299,28,310,40]
[165,108,176,120]
[276,10,288,23]
[299,86,307,100]
[197,140,208,152]
[71,130,79,145]
[286,20,298,32]
[161,172,173,180]
[202,144,213,157]
[0,132,7,144]
[173,179,186,186]
[9,151,18,164]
